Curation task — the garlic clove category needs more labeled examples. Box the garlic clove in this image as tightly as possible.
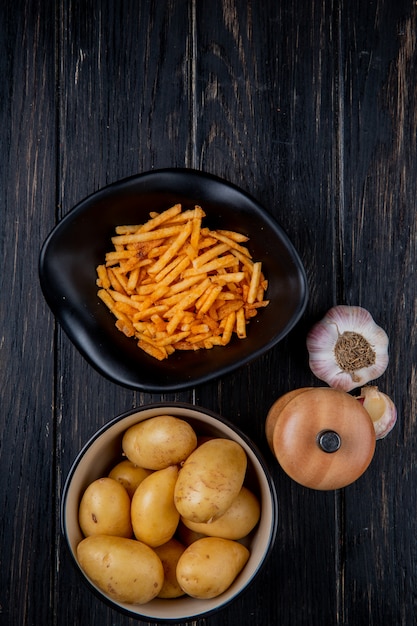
[306,305,389,392]
[357,386,397,440]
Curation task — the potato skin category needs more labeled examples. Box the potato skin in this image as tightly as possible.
[176,537,250,599]
[78,477,132,538]
[154,538,186,598]
[180,486,260,539]
[131,465,179,547]
[108,460,152,498]
[122,415,197,470]
[77,535,164,604]
[174,438,247,523]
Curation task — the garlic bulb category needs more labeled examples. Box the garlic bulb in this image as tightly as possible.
[306,305,389,392]
[358,386,397,439]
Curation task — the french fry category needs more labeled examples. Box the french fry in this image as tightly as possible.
[247,261,262,304]
[107,268,126,294]
[154,330,190,347]
[157,292,189,308]
[187,331,213,344]
[127,267,140,292]
[245,300,270,311]
[150,314,167,333]
[108,290,143,310]
[199,314,220,332]
[164,277,211,317]
[137,338,167,361]
[98,290,135,334]
[148,221,193,276]
[114,301,138,317]
[96,264,111,289]
[132,304,169,320]
[209,231,252,258]
[105,250,133,265]
[112,268,130,293]
[165,274,204,296]
[236,307,247,339]
[97,288,116,311]
[96,204,269,359]
[139,283,170,310]
[204,336,224,348]
[192,243,229,269]
[217,229,249,243]
[190,216,202,253]
[217,300,245,319]
[134,204,182,233]
[212,272,245,284]
[182,254,238,277]
[111,225,184,246]
[157,255,191,285]
[229,248,254,271]
[221,311,236,345]
[157,206,205,225]
[197,284,223,316]
[115,318,135,337]
[165,310,185,335]
[190,323,210,334]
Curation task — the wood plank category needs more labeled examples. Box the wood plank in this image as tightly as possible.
[57,0,192,208]
[0,1,56,625]
[338,1,417,624]
[55,2,194,624]
[194,1,341,624]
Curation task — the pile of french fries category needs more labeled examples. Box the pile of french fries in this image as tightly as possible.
[96,204,269,360]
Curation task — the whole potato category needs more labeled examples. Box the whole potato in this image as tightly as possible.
[154,538,186,598]
[77,535,163,604]
[174,438,247,523]
[131,465,179,547]
[176,537,250,599]
[108,460,152,498]
[180,486,260,540]
[79,477,132,538]
[122,415,197,470]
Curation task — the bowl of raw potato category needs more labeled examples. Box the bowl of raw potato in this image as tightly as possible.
[61,402,278,621]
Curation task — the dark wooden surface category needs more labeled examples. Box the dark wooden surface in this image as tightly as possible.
[1,1,416,624]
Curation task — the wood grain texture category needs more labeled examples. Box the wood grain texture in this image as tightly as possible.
[0,1,57,625]
[1,0,417,624]
[338,2,417,625]
[196,3,341,624]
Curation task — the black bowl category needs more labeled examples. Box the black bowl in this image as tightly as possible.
[39,169,307,392]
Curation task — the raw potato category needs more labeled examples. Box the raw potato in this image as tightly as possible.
[122,415,197,470]
[79,477,132,538]
[180,486,260,539]
[176,537,250,599]
[131,465,179,547]
[108,460,152,498]
[174,438,247,523]
[76,422,256,607]
[77,535,164,604]
[154,538,187,598]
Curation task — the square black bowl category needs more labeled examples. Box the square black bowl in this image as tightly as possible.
[39,169,308,392]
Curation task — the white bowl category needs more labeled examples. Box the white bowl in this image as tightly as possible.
[61,402,278,621]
